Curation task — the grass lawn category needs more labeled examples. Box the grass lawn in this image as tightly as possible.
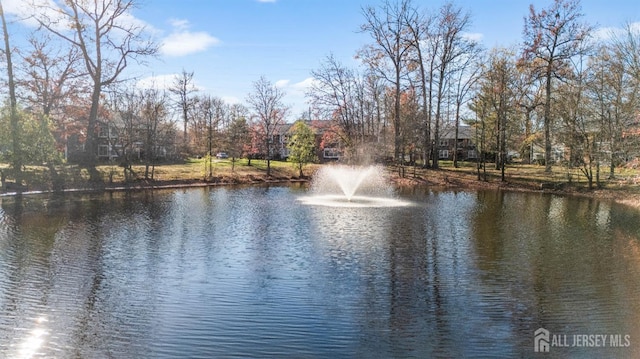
[1,158,639,197]
[1,158,319,191]
[393,160,640,196]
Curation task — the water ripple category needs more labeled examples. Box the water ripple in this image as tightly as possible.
[0,187,638,358]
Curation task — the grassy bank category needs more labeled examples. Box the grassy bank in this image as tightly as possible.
[0,158,319,193]
[2,159,640,207]
[390,161,640,208]
[395,160,640,191]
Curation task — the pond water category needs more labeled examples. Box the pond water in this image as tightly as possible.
[0,185,639,358]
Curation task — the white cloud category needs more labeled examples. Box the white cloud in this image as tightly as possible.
[118,10,158,34]
[4,0,67,28]
[463,32,484,43]
[10,0,158,39]
[168,18,190,30]
[592,26,620,42]
[275,79,290,88]
[292,77,317,91]
[592,22,640,43]
[221,96,241,105]
[275,78,315,93]
[161,31,220,56]
[136,74,179,90]
[160,19,220,57]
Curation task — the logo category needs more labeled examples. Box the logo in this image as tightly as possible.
[535,328,550,353]
[533,327,631,353]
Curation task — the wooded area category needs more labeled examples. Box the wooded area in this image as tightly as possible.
[0,0,638,191]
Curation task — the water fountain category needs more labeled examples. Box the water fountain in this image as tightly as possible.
[298,165,411,208]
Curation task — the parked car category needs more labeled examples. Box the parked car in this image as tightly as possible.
[216,152,229,159]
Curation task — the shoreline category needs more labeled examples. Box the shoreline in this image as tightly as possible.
[388,167,640,210]
[2,166,640,210]
[0,175,308,198]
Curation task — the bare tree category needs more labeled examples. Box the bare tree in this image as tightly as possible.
[609,23,640,166]
[139,88,170,180]
[469,93,490,181]
[431,2,473,169]
[197,95,225,178]
[105,85,141,181]
[403,4,436,167]
[31,0,157,180]
[360,0,413,163]
[521,0,592,172]
[18,35,85,118]
[225,113,249,172]
[451,40,483,168]
[476,49,518,181]
[514,61,545,164]
[585,43,637,180]
[612,23,640,86]
[17,34,87,162]
[556,48,598,188]
[246,76,288,177]
[169,69,197,154]
[308,54,361,150]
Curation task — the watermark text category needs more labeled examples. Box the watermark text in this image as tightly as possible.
[534,328,631,353]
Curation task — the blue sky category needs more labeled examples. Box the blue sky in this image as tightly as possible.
[4,0,640,119]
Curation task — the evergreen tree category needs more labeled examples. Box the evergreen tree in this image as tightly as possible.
[287,121,317,177]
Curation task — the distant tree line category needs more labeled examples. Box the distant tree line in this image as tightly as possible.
[0,0,638,189]
[307,0,640,188]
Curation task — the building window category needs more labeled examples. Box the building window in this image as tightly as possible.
[98,145,109,157]
[324,148,341,159]
[439,150,449,159]
[98,126,109,138]
[439,139,449,147]
[468,149,477,159]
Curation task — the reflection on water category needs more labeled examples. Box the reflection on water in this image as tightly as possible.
[297,193,412,207]
[0,187,639,357]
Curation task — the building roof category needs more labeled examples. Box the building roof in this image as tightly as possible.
[438,126,475,140]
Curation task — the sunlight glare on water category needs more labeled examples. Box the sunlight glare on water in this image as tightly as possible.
[15,316,48,359]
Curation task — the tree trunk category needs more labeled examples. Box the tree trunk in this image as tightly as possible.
[432,60,448,170]
[496,136,502,171]
[544,70,553,172]
[586,163,593,190]
[424,63,435,168]
[0,0,21,184]
[500,105,507,182]
[394,65,401,163]
[266,133,271,177]
[85,80,102,181]
[419,53,431,168]
[609,136,616,179]
[453,101,461,168]
[523,109,532,164]
[208,120,213,178]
